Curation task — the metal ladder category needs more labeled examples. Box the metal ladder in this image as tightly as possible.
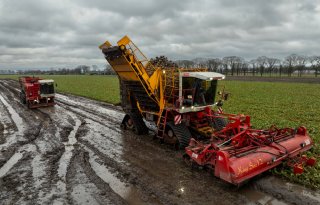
[157,109,169,138]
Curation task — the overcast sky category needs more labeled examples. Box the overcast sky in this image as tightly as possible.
[0,0,320,69]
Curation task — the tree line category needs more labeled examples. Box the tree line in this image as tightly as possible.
[14,65,113,75]
[176,54,320,77]
[9,54,320,77]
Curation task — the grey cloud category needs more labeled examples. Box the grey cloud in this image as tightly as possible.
[0,0,319,69]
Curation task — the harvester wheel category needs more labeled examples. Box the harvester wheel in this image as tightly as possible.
[121,113,148,135]
[167,122,192,149]
[164,127,179,149]
[212,117,227,131]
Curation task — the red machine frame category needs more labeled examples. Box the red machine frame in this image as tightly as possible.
[184,109,315,185]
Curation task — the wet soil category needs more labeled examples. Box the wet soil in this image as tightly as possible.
[0,79,316,205]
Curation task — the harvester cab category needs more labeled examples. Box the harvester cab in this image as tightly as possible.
[100,35,315,186]
[177,71,226,112]
[19,76,55,108]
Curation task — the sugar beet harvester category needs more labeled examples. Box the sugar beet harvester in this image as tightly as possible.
[19,76,55,108]
[100,36,315,185]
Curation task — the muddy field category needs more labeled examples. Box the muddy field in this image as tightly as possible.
[0,79,316,205]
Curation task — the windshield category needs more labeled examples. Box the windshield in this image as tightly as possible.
[40,83,55,95]
[182,77,217,106]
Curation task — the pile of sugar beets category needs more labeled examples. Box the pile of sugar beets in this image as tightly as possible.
[149,56,178,69]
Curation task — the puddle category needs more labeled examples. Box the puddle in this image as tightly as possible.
[0,94,25,133]
[0,152,23,178]
[240,186,288,205]
[86,148,145,205]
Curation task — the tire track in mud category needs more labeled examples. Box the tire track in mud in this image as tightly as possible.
[79,138,169,205]
[57,102,122,133]
[0,80,64,204]
[83,146,146,205]
[73,148,127,205]
[65,149,122,205]
[56,99,124,129]
[50,110,82,204]
[0,94,25,134]
[34,103,127,205]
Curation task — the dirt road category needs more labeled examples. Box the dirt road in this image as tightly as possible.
[0,79,293,205]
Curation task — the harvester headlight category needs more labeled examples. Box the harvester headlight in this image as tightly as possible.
[48,98,50,100]
[191,106,194,109]
[162,70,166,74]
[209,77,213,80]
[181,106,185,110]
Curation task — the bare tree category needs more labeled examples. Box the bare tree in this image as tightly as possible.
[240,61,249,76]
[92,65,99,71]
[223,56,243,76]
[256,56,268,76]
[295,55,307,77]
[249,59,258,76]
[207,58,222,72]
[284,54,299,77]
[316,56,320,77]
[266,57,280,76]
[309,56,320,77]
[104,64,115,75]
[176,60,195,68]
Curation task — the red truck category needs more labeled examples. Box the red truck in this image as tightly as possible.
[19,76,55,108]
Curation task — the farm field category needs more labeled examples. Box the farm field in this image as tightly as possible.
[0,75,320,189]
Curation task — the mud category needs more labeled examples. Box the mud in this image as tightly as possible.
[0,78,318,205]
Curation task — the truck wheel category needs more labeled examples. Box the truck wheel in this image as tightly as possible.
[27,101,32,108]
[20,92,26,104]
